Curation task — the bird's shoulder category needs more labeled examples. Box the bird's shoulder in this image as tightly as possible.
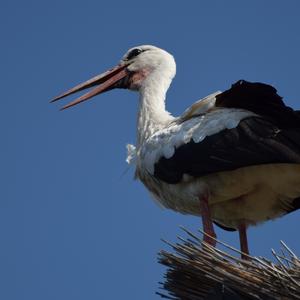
[180,91,221,121]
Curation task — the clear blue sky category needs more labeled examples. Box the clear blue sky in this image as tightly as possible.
[1,1,300,299]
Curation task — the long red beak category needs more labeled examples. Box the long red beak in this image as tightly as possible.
[51,64,129,110]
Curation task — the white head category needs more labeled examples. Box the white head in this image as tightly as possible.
[51,45,176,109]
[121,45,176,90]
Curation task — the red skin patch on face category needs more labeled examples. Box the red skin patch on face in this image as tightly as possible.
[130,68,151,90]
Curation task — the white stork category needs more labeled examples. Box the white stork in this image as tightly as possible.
[52,45,300,259]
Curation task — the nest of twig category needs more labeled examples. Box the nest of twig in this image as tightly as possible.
[158,227,300,300]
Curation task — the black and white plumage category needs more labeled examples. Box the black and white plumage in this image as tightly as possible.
[52,45,300,257]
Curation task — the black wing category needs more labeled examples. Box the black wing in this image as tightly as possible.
[154,80,300,184]
[154,116,300,183]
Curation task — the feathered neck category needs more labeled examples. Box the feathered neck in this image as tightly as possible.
[136,72,175,146]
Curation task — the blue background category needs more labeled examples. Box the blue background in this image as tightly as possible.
[1,1,300,299]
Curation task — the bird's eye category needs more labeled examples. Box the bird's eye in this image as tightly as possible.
[127,48,143,60]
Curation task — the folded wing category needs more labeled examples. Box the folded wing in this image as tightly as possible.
[153,80,300,184]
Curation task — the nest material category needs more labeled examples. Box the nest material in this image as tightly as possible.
[158,227,300,300]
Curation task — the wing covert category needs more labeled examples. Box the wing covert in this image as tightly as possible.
[154,116,300,184]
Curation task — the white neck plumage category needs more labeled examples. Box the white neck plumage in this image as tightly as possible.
[136,71,175,147]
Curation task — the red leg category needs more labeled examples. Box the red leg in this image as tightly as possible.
[200,194,216,247]
[238,223,250,260]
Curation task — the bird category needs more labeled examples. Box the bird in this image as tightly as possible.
[51,45,300,259]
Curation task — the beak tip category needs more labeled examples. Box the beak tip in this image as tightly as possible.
[50,95,64,103]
